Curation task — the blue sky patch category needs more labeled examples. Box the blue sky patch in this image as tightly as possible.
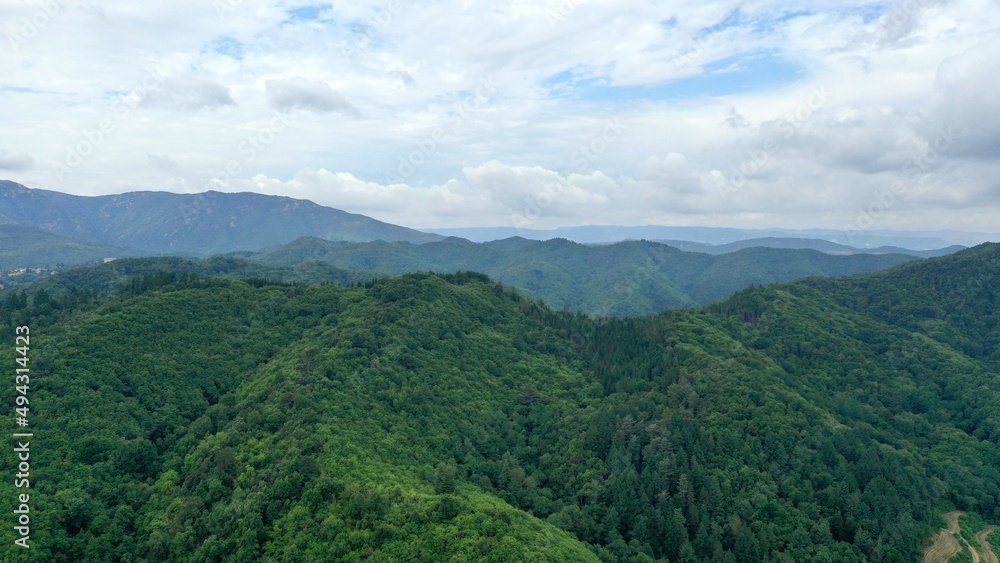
[0,86,41,94]
[348,20,374,36]
[542,69,581,92]
[206,36,244,60]
[660,17,678,29]
[543,51,804,102]
[856,4,888,23]
[699,9,814,38]
[287,4,332,23]
[769,10,815,26]
[699,8,744,37]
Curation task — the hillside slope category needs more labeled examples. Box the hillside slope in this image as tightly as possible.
[0,246,997,560]
[802,242,1000,364]
[0,224,151,271]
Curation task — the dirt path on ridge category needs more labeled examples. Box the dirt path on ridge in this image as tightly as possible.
[924,512,999,563]
[924,511,965,563]
[976,525,998,563]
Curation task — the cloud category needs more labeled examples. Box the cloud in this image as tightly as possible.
[875,0,953,47]
[723,107,750,129]
[147,153,180,172]
[463,160,612,217]
[143,75,235,111]
[0,151,35,171]
[636,153,703,196]
[387,70,416,89]
[2,0,999,234]
[249,168,487,222]
[265,77,360,115]
[930,44,1000,160]
[770,105,924,174]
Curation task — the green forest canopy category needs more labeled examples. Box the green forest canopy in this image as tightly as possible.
[0,243,996,561]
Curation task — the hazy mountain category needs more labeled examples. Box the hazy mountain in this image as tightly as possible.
[0,181,442,256]
[254,235,918,316]
[429,225,996,249]
[1,244,998,560]
[652,237,965,257]
[0,224,152,271]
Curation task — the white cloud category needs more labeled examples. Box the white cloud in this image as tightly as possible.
[265,77,360,115]
[143,75,235,111]
[0,0,998,233]
[0,150,35,171]
[930,43,1000,160]
[147,153,180,172]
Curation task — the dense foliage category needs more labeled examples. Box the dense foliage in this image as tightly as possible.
[0,256,373,308]
[803,243,1000,365]
[0,244,996,561]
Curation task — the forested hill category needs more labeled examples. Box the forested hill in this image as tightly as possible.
[0,245,997,561]
[801,242,1000,364]
[255,235,917,315]
[0,224,150,271]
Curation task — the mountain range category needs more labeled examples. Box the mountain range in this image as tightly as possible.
[251,235,920,316]
[649,237,965,258]
[1,182,987,263]
[429,225,998,249]
[0,181,441,257]
[0,182,956,317]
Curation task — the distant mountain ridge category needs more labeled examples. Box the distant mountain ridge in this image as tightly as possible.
[430,225,997,249]
[652,237,965,258]
[253,235,919,316]
[0,181,442,256]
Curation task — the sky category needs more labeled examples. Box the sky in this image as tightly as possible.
[2,0,999,234]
